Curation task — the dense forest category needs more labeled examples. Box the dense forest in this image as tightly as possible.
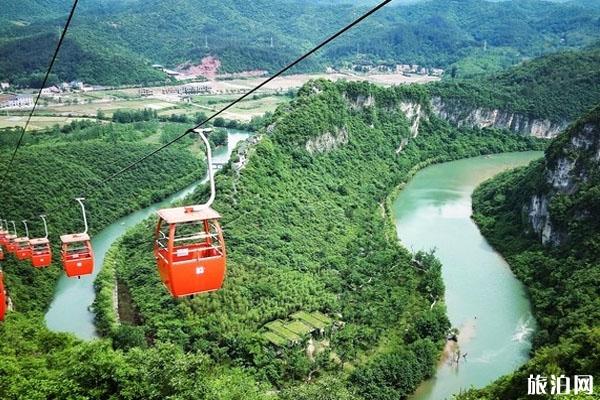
[1,0,600,85]
[432,44,600,122]
[460,106,600,399]
[2,0,599,398]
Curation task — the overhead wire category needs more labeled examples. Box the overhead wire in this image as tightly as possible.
[7,0,392,232]
[97,0,392,187]
[0,0,80,188]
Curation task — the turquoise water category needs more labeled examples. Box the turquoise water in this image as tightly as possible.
[392,152,543,400]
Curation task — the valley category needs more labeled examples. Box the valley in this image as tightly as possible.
[0,1,598,399]
[0,70,439,130]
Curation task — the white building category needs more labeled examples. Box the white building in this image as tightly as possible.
[41,86,61,95]
[0,95,33,108]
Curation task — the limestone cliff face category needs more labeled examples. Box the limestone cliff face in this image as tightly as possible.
[345,94,375,110]
[524,111,600,245]
[399,101,427,139]
[431,97,568,139]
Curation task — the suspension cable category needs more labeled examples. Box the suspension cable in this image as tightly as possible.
[0,0,80,188]
[9,0,391,225]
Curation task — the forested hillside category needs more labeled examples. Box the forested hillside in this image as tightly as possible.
[432,45,600,123]
[87,80,541,399]
[462,106,600,399]
[1,0,599,85]
[0,80,543,399]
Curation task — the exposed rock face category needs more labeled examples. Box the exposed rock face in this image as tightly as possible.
[233,134,263,171]
[343,92,426,152]
[525,116,600,246]
[400,101,427,139]
[305,126,349,155]
[345,94,375,110]
[527,194,556,245]
[431,97,568,138]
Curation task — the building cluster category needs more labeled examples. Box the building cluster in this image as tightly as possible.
[141,83,253,100]
[395,64,444,76]
[350,62,444,77]
[0,94,33,109]
[0,79,110,108]
[140,83,214,98]
[40,81,105,95]
[160,84,212,95]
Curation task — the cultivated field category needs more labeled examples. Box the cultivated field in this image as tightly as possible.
[1,71,439,130]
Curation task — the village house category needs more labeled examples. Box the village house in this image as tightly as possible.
[430,68,445,77]
[69,81,84,90]
[41,85,61,95]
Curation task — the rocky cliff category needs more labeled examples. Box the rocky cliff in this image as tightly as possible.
[431,97,568,139]
[524,106,600,245]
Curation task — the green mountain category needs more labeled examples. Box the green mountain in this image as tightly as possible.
[0,80,543,398]
[465,106,600,399]
[1,0,599,86]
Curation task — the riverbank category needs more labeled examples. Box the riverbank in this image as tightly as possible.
[391,152,542,400]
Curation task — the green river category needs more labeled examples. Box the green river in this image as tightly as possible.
[394,151,543,400]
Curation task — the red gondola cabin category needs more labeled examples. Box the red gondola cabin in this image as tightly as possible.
[154,206,226,298]
[0,247,4,261]
[60,233,94,278]
[31,238,52,268]
[5,233,17,254]
[61,199,94,278]
[14,237,32,260]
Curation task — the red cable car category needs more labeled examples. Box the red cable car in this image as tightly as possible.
[0,271,6,322]
[31,215,52,268]
[60,198,94,278]
[5,221,18,254]
[154,129,227,298]
[14,220,32,261]
[0,247,4,261]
